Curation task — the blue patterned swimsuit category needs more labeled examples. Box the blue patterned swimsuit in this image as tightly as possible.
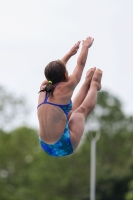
[37,84,73,157]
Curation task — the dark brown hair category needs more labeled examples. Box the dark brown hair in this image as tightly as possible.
[39,60,67,94]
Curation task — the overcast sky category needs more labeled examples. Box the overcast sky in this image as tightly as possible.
[0,0,133,129]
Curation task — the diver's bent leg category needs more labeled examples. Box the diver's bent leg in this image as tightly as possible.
[68,68,95,119]
[69,69,102,150]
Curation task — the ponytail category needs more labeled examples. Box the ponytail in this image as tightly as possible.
[38,81,55,95]
[39,60,67,94]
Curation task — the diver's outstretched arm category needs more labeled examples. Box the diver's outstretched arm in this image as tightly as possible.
[61,41,80,65]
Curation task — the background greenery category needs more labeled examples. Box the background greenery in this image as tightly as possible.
[0,86,133,200]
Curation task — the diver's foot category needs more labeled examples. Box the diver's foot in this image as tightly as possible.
[85,67,96,86]
[91,69,102,91]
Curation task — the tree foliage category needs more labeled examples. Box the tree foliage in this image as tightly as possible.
[0,85,29,130]
[0,90,133,200]
[125,180,133,200]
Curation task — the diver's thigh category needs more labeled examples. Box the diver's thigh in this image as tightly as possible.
[68,112,85,150]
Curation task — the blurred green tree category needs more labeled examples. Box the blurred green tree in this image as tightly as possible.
[84,91,133,200]
[125,180,133,200]
[0,85,29,131]
[0,90,133,200]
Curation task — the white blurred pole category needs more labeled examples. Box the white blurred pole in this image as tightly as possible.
[90,138,96,200]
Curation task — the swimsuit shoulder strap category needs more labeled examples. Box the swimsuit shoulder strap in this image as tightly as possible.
[54,82,60,88]
[44,92,49,103]
[37,82,60,109]
[44,82,60,103]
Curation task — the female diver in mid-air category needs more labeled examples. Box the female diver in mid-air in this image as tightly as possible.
[37,36,102,157]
